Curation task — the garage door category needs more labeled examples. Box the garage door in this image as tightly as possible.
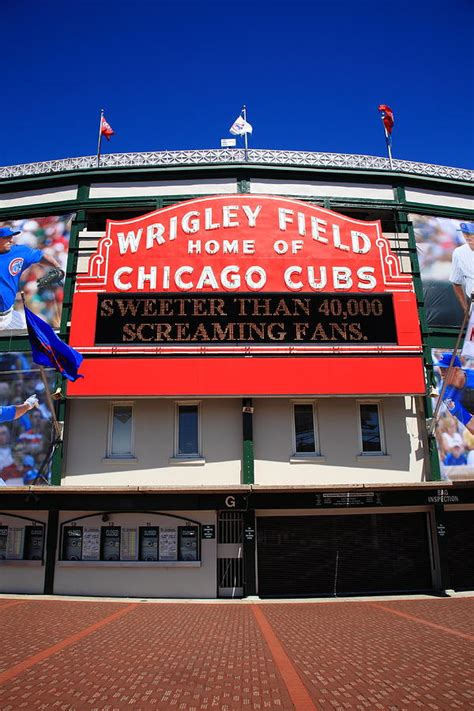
[444,510,474,591]
[257,513,433,597]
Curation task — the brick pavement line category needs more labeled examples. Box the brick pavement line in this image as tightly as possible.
[252,605,319,711]
[368,602,474,642]
[0,600,25,611]
[0,603,139,686]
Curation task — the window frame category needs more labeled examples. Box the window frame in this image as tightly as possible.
[174,400,202,460]
[357,400,386,456]
[291,400,321,458]
[106,402,135,459]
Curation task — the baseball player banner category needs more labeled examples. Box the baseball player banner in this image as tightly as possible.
[411,214,474,329]
[432,347,474,481]
[0,214,71,334]
[0,351,56,487]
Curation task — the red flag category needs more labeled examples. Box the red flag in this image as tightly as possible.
[100,116,114,141]
[378,104,394,135]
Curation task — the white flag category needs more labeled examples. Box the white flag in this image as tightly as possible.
[229,115,253,135]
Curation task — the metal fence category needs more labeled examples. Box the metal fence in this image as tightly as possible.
[1,149,472,182]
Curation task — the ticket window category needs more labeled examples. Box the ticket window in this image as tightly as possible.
[178,526,199,561]
[62,527,83,561]
[139,527,159,561]
[0,527,7,560]
[100,526,121,561]
[24,526,44,561]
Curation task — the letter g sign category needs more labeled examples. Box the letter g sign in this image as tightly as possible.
[225,496,236,508]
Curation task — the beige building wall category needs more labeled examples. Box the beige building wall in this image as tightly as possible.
[253,396,426,485]
[64,396,426,488]
[63,399,242,486]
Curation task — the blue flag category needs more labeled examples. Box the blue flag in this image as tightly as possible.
[24,306,84,382]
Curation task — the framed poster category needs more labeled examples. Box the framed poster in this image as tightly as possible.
[6,527,25,560]
[120,527,138,561]
[159,527,177,561]
[82,528,100,561]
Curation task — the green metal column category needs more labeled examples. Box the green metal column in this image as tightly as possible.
[51,204,88,485]
[242,398,254,484]
[395,198,441,481]
[44,509,59,595]
[243,508,257,597]
[237,178,250,194]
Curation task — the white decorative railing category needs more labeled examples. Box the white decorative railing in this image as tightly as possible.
[0,149,472,182]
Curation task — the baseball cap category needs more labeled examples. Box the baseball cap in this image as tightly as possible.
[458,222,474,235]
[0,227,21,239]
[436,352,462,368]
[23,468,38,484]
[22,455,35,468]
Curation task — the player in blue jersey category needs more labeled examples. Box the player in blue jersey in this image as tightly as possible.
[0,395,39,485]
[0,395,38,423]
[437,352,474,433]
[0,227,63,330]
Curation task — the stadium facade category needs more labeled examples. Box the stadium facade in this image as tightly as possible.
[0,148,473,598]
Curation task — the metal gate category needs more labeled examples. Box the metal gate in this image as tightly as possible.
[444,510,474,590]
[217,511,244,598]
[257,512,433,597]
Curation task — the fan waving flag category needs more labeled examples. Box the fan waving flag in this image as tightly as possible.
[24,306,84,382]
[378,104,394,135]
[100,115,114,140]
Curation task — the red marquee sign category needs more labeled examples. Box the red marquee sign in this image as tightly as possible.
[68,195,424,396]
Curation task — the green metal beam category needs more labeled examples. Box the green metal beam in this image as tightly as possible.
[242,399,254,484]
[395,199,441,481]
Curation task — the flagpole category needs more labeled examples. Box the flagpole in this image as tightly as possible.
[97,108,104,168]
[19,292,62,440]
[383,123,394,170]
[38,366,63,441]
[242,105,249,162]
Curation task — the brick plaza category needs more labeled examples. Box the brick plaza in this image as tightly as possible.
[0,595,472,710]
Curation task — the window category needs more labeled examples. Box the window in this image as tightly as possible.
[176,403,200,457]
[293,402,318,454]
[359,402,385,454]
[108,404,134,458]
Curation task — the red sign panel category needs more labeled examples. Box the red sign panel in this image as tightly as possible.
[68,195,423,396]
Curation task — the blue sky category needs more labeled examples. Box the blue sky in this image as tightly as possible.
[3,0,473,169]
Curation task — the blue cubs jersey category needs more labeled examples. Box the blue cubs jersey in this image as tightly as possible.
[0,405,16,422]
[0,245,43,311]
[443,368,474,427]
